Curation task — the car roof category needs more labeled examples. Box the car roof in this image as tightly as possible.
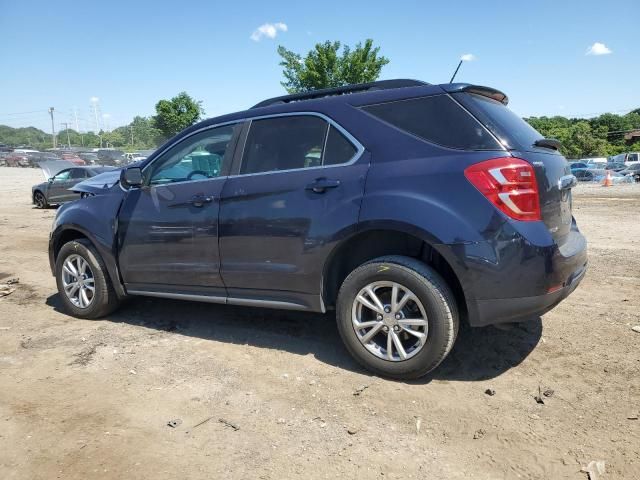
[141,79,509,167]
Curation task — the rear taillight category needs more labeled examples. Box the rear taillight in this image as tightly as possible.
[464,157,541,221]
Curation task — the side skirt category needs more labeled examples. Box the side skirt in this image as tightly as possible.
[126,289,314,312]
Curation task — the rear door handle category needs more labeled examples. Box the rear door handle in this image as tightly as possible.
[305,178,341,193]
[190,195,214,207]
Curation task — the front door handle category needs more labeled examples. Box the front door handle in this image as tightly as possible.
[190,195,214,207]
[305,178,341,194]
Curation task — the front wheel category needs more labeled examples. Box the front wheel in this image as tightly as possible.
[336,256,459,379]
[55,239,120,319]
[34,191,48,208]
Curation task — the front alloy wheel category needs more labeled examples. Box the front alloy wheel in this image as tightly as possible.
[55,239,121,319]
[61,254,95,308]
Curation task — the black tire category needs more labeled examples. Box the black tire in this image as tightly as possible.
[34,191,48,209]
[336,255,459,380]
[55,239,120,319]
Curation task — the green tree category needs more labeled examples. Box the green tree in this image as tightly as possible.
[277,39,390,94]
[153,92,204,139]
[102,130,126,148]
[129,116,162,148]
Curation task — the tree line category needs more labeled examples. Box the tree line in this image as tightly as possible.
[0,92,204,152]
[1,40,638,158]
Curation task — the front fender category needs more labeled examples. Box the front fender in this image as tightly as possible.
[49,190,126,297]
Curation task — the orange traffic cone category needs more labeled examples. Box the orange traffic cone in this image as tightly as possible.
[602,170,613,187]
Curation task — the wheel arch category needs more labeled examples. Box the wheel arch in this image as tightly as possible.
[50,225,126,299]
[321,225,468,322]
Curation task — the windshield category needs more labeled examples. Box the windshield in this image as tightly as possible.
[454,92,545,151]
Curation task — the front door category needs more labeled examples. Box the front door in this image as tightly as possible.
[219,114,368,307]
[47,168,77,202]
[118,123,241,294]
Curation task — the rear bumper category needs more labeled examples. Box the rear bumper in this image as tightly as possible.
[434,222,588,327]
[473,260,586,326]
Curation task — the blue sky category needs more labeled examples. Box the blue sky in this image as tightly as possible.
[0,0,638,132]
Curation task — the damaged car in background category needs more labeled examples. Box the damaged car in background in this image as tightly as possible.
[32,160,116,208]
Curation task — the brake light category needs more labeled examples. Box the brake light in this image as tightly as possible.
[464,158,541,221]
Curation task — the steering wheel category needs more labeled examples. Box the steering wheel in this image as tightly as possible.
[186,170,209,180]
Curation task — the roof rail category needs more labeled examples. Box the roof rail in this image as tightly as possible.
[251,79,428,109]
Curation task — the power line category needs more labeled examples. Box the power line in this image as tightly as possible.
[0,109,48,117]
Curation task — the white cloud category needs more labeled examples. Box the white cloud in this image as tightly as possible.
[250,22,288,42]
[460,53,476,62]
[586,42,612,56]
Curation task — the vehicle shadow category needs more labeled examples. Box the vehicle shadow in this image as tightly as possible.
[46,294,542,383]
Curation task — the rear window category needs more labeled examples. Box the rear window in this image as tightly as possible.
[454,93,544,151]
[361,94,500,150]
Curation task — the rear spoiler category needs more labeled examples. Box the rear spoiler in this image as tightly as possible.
[441,83,509,105]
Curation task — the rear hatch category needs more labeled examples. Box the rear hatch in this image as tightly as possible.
[452,89,574,245]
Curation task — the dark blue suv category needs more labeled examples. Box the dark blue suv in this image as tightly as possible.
[48,80,587,379]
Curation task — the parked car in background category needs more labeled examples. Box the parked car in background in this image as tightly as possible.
[619,163,640,182]
[582,157,607,165]
[123,150,155,163]
[605,161,627,172]
[3,151,31,167]
[77,152,100,164]
[573,168,633,184]
[610,152,640,167]
[32,164,116,208]
[96,149,126,165]
[60,152,86,166]
[569,161,589,171]
[48,79,587,379]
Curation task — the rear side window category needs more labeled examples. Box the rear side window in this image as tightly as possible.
[240,116,359,174]
[454,93,544,151]
[362,95,501,150]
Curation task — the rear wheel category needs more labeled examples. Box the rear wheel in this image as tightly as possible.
[336,255,459,379]
[34,191,48,208]
[55,239,120,319]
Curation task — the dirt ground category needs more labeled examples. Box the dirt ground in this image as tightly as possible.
[0,166,638,480]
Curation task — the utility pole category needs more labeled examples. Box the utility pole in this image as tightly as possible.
[48,107,56,149]
[61,122,71,148]
[130,125,134,146]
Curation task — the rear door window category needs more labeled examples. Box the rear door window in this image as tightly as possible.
[361,94,501,150]
[324,125,358,165]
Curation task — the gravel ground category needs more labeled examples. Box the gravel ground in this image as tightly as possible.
[0,167,639,479]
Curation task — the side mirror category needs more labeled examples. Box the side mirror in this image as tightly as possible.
[121,167,143,188]
[48,177,53,183]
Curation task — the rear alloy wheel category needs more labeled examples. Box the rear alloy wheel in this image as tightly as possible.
[34,191,48,208]
[337,256,459,379]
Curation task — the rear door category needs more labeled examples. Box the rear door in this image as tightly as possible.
[454,92,575,245]
[218,114,367,307]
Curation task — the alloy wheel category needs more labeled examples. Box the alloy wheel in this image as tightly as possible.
[351,281,428,361]
[61,254,95,308]
[35,192,45,208]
